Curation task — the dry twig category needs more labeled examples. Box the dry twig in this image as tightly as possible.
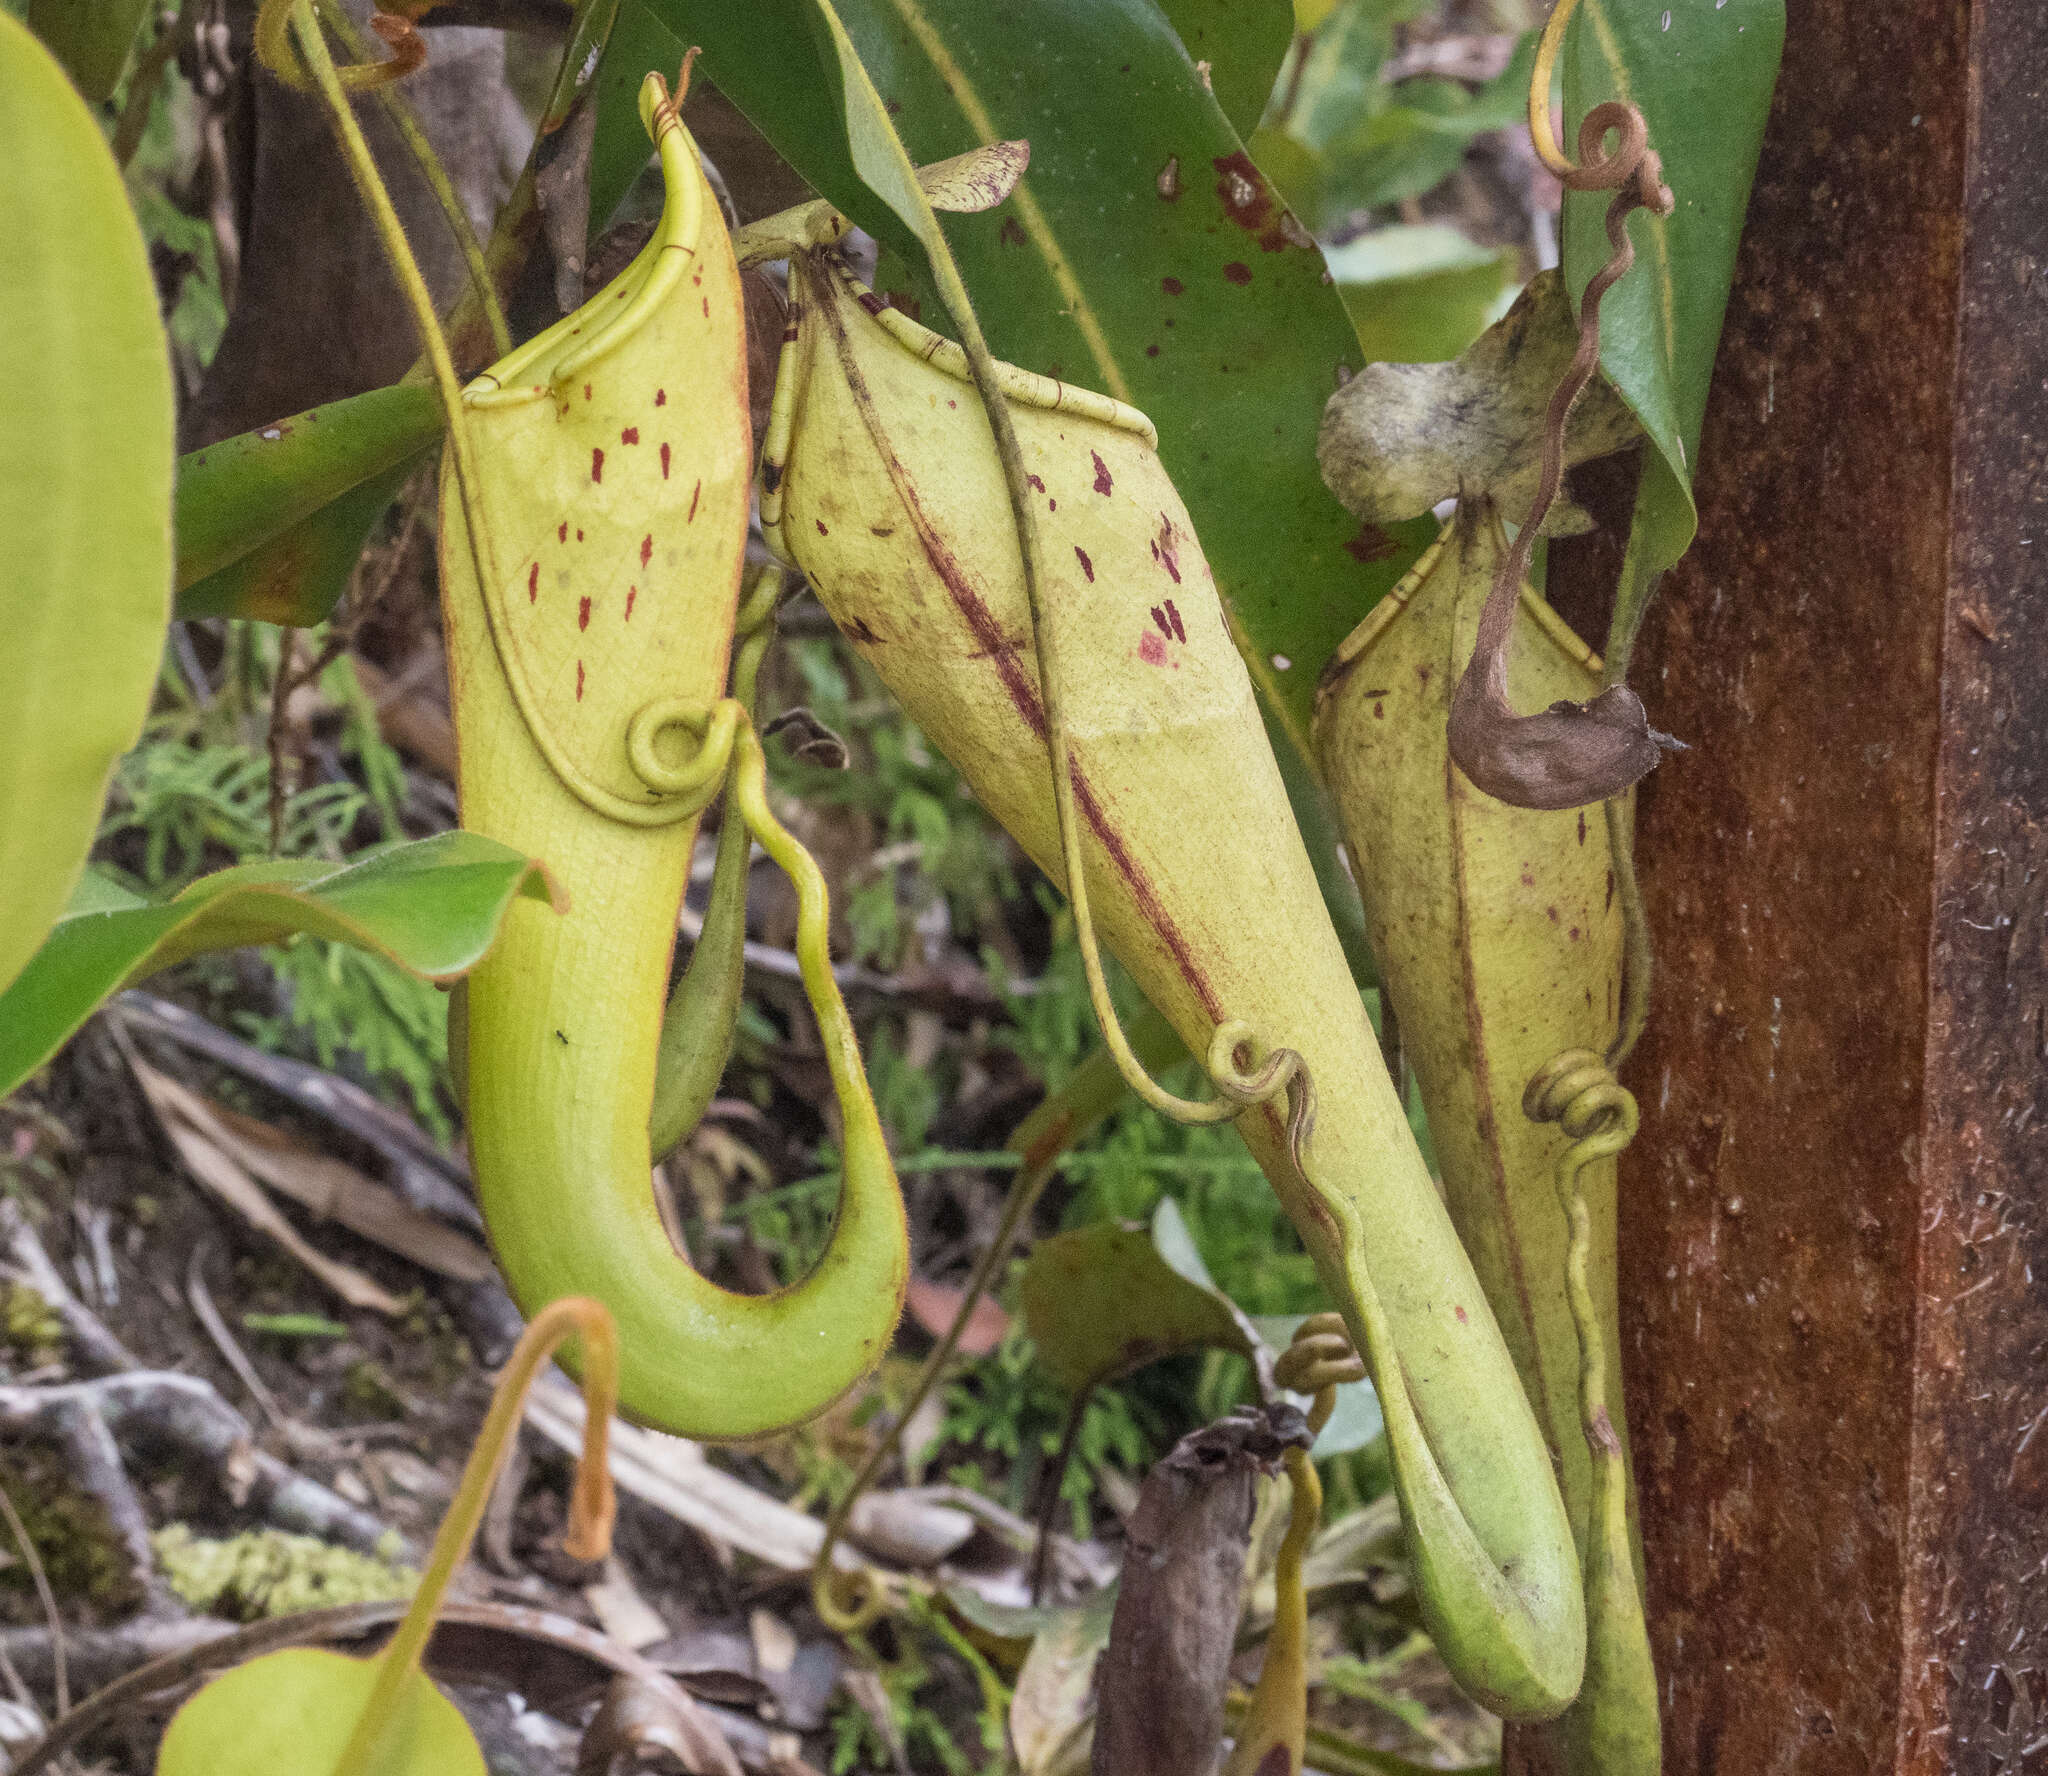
[0,1374,408,1561]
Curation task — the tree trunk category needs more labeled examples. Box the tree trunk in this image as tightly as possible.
[1524,1,2048,1771]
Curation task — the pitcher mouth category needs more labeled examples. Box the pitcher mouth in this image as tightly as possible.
[465,97,705,413]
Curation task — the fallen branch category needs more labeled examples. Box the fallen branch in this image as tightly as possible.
[0,1201,142,1377]
[115,992,479,1231]
[0,1374,410,1562]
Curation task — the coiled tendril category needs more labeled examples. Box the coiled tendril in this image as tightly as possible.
[1447,0,1678,814]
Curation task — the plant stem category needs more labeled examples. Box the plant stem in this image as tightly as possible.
[313,0,512,358]
[333,1297,618,1775]
[284,0,502,628]
[266,627,296,854]
[426,0,622,376]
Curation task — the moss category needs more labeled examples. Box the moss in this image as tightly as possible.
[152,1525,417,1621]
[0,1446,138,1621]
[341,1358,408,1419]
[0,1281,63,1369]
[400,1295,473,1389]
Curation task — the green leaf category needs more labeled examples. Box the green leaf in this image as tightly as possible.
[1153,0,1294,142]
[1259,26,1535,228]
[0,832,557,1099]
[158,1646,485,1776]
[1019,1213,1257,1397]
[1323,223,1516,364]
[175,384,443,625]
[1560,0,1783,574]
[1149,1194,1221,1292]
[243,1313,351,1338]
[0,11,173,999]
[25,0,152,100]
[593,0,922,262]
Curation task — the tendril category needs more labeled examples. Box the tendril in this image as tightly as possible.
[626,698,742,809]
[1225,1320,1365,1776]
[332,1297,617,1774]
[1447,51,1678,812]
[1272,1312,1366,1434]
[906,225,1313,1149]
[1522,1048,1639,1506]
[255,0,424,91]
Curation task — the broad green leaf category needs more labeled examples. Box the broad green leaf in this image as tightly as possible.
[1153,0,1293,141]
[592,0,923,262]
[0,11,173,998]
[158,1646,485,1776]
[0,832,557,1098]
[1323,223,1517,364]
[1020,1213,1257,1397]
[1560,0,1783,575]
[176,384,444,625]
[26,0,151,100]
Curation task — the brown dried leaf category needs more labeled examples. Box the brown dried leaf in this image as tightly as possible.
[198,1097,494,1282]
[758,707,848,771]
[130,1061,405,1315]
[1010,1589,1116,1776]
[1090,1409,1302,1776]
[574,1671,743,1776]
